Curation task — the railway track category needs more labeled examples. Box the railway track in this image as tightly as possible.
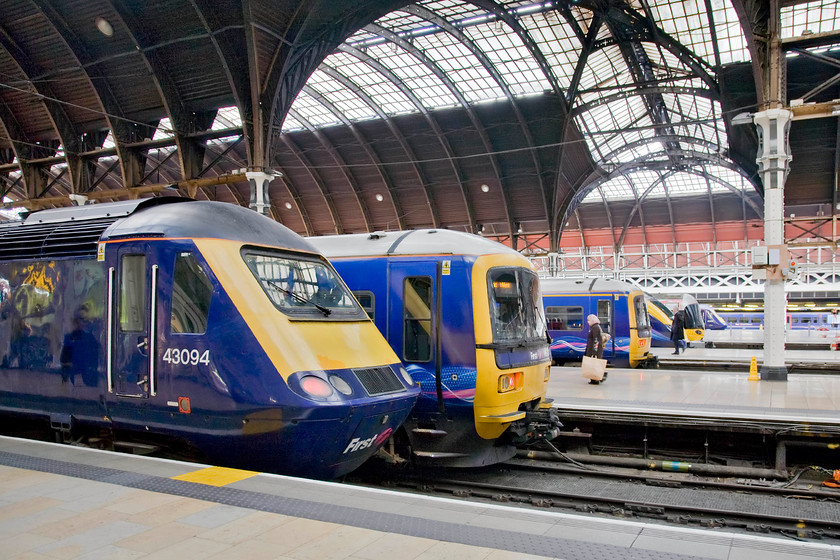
[349,453,840,542]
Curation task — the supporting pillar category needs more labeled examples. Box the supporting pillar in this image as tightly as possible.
[246,169,277,216]
[753,108,792,381]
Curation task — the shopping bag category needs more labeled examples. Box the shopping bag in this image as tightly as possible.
[581,355,607,381]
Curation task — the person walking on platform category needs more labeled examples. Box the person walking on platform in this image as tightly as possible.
[671,305,686,354]
[585,314,607,384]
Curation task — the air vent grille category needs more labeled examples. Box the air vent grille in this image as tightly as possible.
[0,217,116,261]
[353,366,404,396]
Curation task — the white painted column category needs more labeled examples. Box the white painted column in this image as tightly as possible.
[753,108,792,381]
[246,169,276,216]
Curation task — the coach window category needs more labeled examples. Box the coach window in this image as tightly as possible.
[171,252,212,334]
[120,255,145,332]
[403,277,432,362]
[353,291,375,321]
[545,306,584,331]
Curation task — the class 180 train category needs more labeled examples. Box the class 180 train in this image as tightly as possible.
[308,229,560,468]
[541,278,656,368]
[0,198,419,479]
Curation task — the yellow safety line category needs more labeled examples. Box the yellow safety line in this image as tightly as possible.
[172,466,259,487]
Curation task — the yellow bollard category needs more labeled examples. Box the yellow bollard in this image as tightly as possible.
[748,356,759,381]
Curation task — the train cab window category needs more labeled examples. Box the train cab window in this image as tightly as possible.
[171,252,212,334]
[545,306,584,331]
[243,250,366,320]
[487,268,544,343]
[119,254,146,332]
[353,291,375,321]
[403,277,432,362]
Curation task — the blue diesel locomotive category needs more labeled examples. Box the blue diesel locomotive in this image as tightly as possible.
[542,278,656,368]
[309,229,559,468]
[0,198,419,479]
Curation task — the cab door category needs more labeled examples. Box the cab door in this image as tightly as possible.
[388,260,441,411]
[109,244,159,398]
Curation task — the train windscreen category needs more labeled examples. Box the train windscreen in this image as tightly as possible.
[487,268,546,344]
[683,303,704,330]
[243,250,367,320]
[632,294,651,338]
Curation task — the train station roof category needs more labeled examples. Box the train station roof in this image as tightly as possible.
[1,0,839,253]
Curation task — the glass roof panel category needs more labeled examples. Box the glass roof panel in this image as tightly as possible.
[212,106,242,130]
[153,118,174,140]
[290,91,342,128]
[319,51,416,115]
[306,69,379,121]
[413,33,504,103]
[464,21,550,95]
[639,0,749,64]
[281,114,306,133]
[361,44,459,110]
[517,10,581,88]
[781,0,840,39]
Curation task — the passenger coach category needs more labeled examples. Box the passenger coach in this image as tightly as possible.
[542,278,656,368]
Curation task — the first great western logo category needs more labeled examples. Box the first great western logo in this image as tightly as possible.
[342,428,393,454]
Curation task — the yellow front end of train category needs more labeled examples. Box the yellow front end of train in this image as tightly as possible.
[470,254,552,440]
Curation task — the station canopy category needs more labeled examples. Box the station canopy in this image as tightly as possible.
[1,0,839,252]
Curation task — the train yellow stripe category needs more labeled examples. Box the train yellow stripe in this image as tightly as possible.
[172,466,258,486]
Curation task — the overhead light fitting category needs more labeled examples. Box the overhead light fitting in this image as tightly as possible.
[375,193,384,202]
[480,184,490,193]
[284,202,292,210]
[95,17,114,37]
[731,112,753,126]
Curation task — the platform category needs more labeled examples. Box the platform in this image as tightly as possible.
[651,344,840,372]
[1,436,838,559]
[547,362,840,431]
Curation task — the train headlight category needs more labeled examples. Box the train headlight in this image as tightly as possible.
[300,375,334,399]
[498,371,522,393]
[399,367,414,386]
[329,375,353,396]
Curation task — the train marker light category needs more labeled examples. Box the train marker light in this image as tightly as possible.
[178,397,191,414]
[498,371,522,393]
[301,376,334,398]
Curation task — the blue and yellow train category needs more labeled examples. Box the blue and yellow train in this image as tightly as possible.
[0,198,419,479]
[309,229,560,468]
[646,295,706,346]
[541,278,656,368]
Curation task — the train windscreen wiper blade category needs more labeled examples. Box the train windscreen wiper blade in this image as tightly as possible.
[265,279,331,316]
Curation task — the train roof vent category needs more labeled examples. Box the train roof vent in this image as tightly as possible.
[353,366,405,396]
[0,217,116,261]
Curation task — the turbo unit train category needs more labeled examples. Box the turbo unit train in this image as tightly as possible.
[309,229,560,468]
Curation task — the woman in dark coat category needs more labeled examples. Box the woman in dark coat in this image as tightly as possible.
[670,306,686,354]
[585,314,604,359]
[584,314,606,384]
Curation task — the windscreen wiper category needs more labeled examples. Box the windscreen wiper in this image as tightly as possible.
[265,279,331,316]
